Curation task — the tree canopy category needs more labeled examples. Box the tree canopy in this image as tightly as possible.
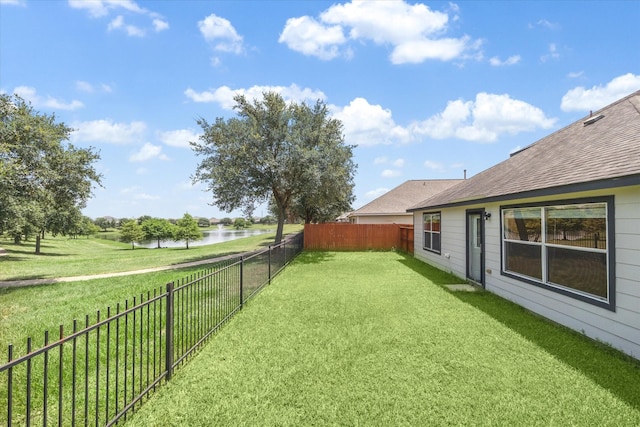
[173,213,202,249]
[120,219,145,249]
[141,218,176,249]
[0,94,102,253]
[191,91,356,243]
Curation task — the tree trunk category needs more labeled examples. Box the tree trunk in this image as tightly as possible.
[131,241,135,250]
[186,239,190,250]
[157,238,161,249]
[35,234,41,255]
[275,205,286,244]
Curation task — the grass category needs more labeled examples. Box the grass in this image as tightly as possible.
[0,224,302,281]
[125,251,640,427]
[0,264,217,354]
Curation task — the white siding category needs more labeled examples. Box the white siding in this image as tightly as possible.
[413,185,640,360]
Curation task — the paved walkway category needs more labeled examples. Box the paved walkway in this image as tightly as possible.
[0,252,242,289]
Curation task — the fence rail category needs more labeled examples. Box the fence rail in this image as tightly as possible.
[1,232,304,426]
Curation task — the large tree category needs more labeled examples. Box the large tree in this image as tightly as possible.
[0,94,102,253]
[191,91,356,243]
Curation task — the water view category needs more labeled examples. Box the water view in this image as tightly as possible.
[136,227,271,249]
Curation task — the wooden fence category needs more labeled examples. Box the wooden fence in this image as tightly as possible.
[304,223,414,254]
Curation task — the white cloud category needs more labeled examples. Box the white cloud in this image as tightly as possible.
[185,84,326,110]
[176,180,201,191]
[1,0,26,7]
[278,16,346,60]
[529,19,560,30]
[567,71,584,79]
[121,186,161,201]
[68,0,145,17]
[135,193,161,201]
[71,119,146,144]
[108,15,145,37]
[280,0,480,64]
[13,86,84,111]
[381,169,402,178]
[424,160,445,172]
[365,187,390,199]
[198,14,244,54]
[68,0,167,37]
[392,158,405,167]
[410,92,556,142]
[540,43,560,62]
[158,129,202,148]
[129,142,169,162]
[489,55,521,67]
[373,156,388,165]
[560,73,640,112]
[152,19,169,32]
[76,81,95,93]
[76,80,113,93]
[330,97,411,146]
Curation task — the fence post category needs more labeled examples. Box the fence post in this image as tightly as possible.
[284,240,287,265]
[268,245,272,284]
[240,256,244,309]
[165,282,174,381]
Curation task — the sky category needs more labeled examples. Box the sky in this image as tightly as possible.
[1,0,639,221]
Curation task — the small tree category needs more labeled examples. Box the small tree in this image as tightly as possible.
[174,213,203,249]
[120,219,145,249]
[233,218,248,229]
[141,218,175,249]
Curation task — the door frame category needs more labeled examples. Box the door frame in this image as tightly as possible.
[466,208,486,287]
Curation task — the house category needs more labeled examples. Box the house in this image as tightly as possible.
[408,90,640,360]
[349,179,462,224]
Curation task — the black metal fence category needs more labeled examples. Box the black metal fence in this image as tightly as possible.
[1,232,303,426]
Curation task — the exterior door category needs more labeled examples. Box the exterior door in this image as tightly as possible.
[467,211,484,284]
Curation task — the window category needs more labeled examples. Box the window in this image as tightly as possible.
[423,212,441,254]
[501,199,613,308]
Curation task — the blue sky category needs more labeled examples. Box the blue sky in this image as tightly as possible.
[1,0,639,220]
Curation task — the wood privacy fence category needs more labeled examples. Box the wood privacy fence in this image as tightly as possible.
[304,223,414,254]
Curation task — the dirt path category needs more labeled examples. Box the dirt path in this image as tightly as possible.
[0,253,241,289]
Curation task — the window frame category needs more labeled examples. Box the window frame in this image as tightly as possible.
[500,196,615,311]
[423,211,441,255]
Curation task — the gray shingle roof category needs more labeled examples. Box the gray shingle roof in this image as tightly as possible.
[409,90,640,211]
[351,179,462,216]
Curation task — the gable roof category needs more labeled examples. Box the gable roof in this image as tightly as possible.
[351,179,462,217]
[409,90,640,211]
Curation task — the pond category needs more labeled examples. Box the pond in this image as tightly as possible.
[105,227,272,249]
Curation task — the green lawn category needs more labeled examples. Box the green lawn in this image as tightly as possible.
[0,224,302,281]
[126,251,640,426]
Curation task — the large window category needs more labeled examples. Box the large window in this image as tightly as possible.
[423,212,441,254]
[501,198,613,308]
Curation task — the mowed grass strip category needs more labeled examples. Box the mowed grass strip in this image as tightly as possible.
[126,251,640,426]
[0,265,219,354]
[0,225,302,281]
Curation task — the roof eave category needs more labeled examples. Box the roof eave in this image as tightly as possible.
[407,174,640,212]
